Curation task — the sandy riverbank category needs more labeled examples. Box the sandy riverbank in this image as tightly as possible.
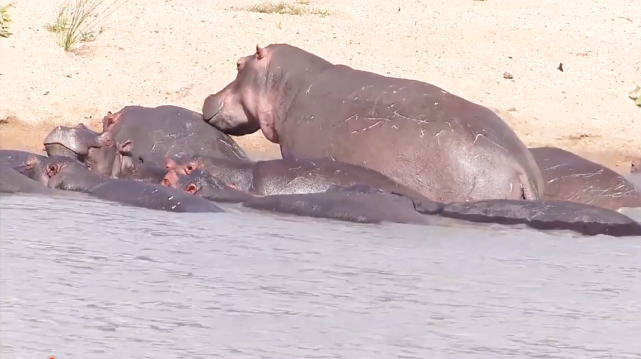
[1,0,639,172]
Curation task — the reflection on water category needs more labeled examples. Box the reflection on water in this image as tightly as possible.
[1,193,641,359]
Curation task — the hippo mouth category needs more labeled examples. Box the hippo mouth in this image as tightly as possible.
[44,143,86,159]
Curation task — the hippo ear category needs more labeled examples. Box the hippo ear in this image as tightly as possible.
[256,44,264,60]
[119,139,134,154]
[161,170,178,187]
[165,156,177,170]
[97,132,114,147]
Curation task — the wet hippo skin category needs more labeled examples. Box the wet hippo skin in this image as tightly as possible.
[203,43,544,203]
[530,147,641,210]
[165,154,428,198]
[15,155,223,213]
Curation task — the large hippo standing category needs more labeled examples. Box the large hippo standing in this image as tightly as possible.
[530,147,641,211]
[165,153,428,198]
[101,105,249,164]
[202,43,544,203]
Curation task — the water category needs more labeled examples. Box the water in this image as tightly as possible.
[1,193,641,359]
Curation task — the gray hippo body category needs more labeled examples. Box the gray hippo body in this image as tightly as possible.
[162,169,254,203]
[240,185,641,237]
[44,125,168,183]
[203,43,544,203]
[530,147,641,210]
[166,154,428,198]
[101,105,248,164]
[17,155,222,213]
[0,149,44,168]
[0,167,55,194]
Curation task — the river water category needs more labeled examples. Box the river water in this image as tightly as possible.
[1,191,641,359]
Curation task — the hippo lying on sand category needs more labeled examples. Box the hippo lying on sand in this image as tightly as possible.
[203,43,544,203]
[101,105,249,164]
[165,153,426,197]
[15,155,222,213]
[530,147,641,211]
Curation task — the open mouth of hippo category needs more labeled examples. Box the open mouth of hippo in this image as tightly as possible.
[44,143,84,159]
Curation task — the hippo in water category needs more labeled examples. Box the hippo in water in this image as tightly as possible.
[44,124,167,183]
[165,153,428,198]
[0,149,44,168]
[241,185,641,237]
[15,155,222,213]
[101,105,249,164]
[529,147,641,211]
[161,169,254,203]
[202,43,545,203]
[0,167,55,194]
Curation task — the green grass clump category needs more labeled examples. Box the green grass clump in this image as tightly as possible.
[0,3,13,38]
[245,1,329,17]
[45,0,125,51]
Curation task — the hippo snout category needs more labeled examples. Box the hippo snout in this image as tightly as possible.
[202,94,223,123]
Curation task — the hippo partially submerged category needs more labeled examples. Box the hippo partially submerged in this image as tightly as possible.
[202,43,544,203]
[15,155,222,213]
[530,147,641,211]
[165,154,427,197]
[0,167,55,194]
[161,169,253,203]
[101,105,249,164]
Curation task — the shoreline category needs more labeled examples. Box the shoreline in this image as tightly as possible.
[0,114,635,175]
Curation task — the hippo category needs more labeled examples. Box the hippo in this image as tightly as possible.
[242,186,436,225]
[165,153,433,198]
[101,105,249,164]
[161,169,253,203]
[0,167,55,194]
[439,199,641,237]
[16,155,222,213]
[0,149,44,168]
[529,147,641,211]
[241,184,641,237]
[44,124,168,183]
[202,43,545,203]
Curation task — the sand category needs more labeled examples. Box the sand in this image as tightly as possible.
[0,0,639,172]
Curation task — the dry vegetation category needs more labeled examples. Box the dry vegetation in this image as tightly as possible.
[0,3,12,37]
[0,0,639,171]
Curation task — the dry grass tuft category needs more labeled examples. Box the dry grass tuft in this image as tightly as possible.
[0,3,13,38]
[245,1,329,17]
[45,0,126,51]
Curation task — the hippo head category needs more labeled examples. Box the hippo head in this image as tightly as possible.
[632,158,640,173]
[161,169,235,195]
[43,124,120,177]
[14,155,85,187]
[44,123,101,158]
[202,45,278,142]
[164,155,205,175]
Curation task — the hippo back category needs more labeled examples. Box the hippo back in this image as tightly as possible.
[530,147,641,210]
[280,65,544,203]
[107,105,249,162]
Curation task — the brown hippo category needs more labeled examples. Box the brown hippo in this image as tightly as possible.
[202,43,544,203]
[529,147,641,211]
[164,153,428,198]
[101,105,249,165]
[15,155,222,213]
